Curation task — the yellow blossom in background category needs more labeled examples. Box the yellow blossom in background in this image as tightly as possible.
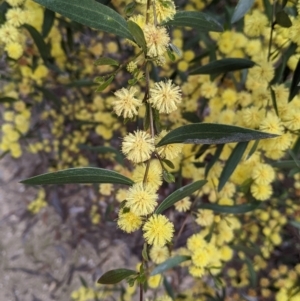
[143,214,174,246]
[174,196,191,212]
[195,209,214,227]
[244,10,268,37]
[122,130,155,163]
[99,183,113,196]
[126,183,157,216]
[0,24,19,44]
[113,87,142,118]
[155,130,183,160]
[148,274,162,288]
[6,7,26,27]
[149,80,182,114]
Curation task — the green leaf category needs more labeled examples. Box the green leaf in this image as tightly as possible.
[289,59,300,102]
[66,79,98,88]
[270,86,279,116]
[156,123,277,147]
[42,8,55,37]
[231,0,255,23]
[190,58,255,76]
[271,160,299,169]
[162,170,175,183]
[289,220,300,231]
[244,257,257,287]
[247,140,259,159]
[218,142,248,191]
[198,201,261,214]
[163,276,175,300]
[124,2,136,17]
[288,167,300,177]
[20,167,134,186]
[23,24,51,62]
[36,86,60,109]
[127,20,147,53]
[33,0,133,40]
[205,144,224,177]
[162,159,175,170]
[164,11,223,32]
[95,76,114,92]
[167,48,176,61]
[0,97,18,103]
[94,57,119,67]
[78,145,124,165]
[155,180,207,214]
[97,269,136,284]
[276,10,292,28]
[150,256,191,276]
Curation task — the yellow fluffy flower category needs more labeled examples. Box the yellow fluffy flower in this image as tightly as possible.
[195,209,214,227]
[252,163,275,185]
[244,10,268,37]
[122,130,155,163]
[0,24,19,44]
[150,0,176,23]
[144,24,170,57]
[126,183,157,216]
[113,87,142,119]
[149,80,182,114]
[132,159,162,191]
[174,197,191,212]
[249,61,274,83]
[117,210,143,233]
[150,245,169,264]
[259,113,284,134]
[251,183,273,201]
[6,7,26,27]
[143,214,174,246]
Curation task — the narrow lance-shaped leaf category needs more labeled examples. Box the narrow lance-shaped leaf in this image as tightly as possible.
[151,256,191,276]
[156,123,277,147]
[20,167,134,186]
[42,8,55,37]
[231,0,255,23]
[23,24,50,62]
[36,86,60,109]
[127,20,147,53]
[198,201,261,214]
[244,257,257,287]
[97,269,136,284]
[33,0,133,40]
[205,144,224,177]
[289,59,300,102]
[218,142,249,191]
[272,161,299,169]
[155,180,207,214]
[164,11,223,33]
[190,58,255,76]
[0,97,18,103]
[94,57,119,66]
[276,10,292,28]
